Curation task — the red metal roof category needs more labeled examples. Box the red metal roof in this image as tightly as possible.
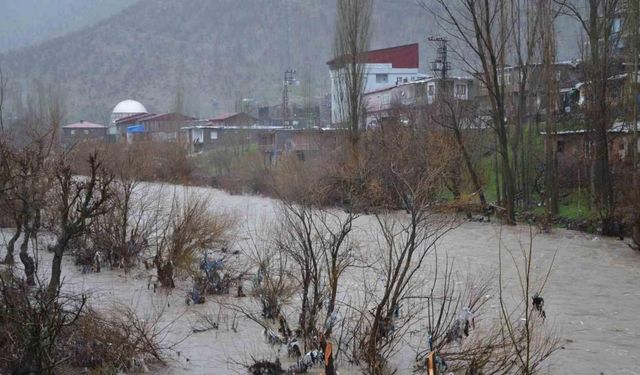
[116,113,156,125]
[209,112,241,121]
[327,43,419,69]
[63,121,107,129]
[209,112,256,122]
[143,113,196,122]
[116,112,195,125]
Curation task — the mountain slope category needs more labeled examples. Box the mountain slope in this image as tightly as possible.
[0,0,138,52]
[0,0,579,122]
[0,0,437,121]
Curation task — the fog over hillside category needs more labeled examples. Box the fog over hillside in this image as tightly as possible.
[0,0,138,52]
[0,0,581,122]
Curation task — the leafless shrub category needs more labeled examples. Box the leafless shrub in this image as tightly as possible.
[87,180,158,272]
[492,226,560,374]
[0,273,86,374]
[60,303,178,373]
[218,224,297,345]
[250,239,297,325]
[152,191,235,288]
[616,167,640,249]
[225,150,270,194]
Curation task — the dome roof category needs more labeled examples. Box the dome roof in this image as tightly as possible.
[112,99,147,114]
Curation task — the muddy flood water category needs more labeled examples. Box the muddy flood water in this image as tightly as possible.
[2,185,639,375]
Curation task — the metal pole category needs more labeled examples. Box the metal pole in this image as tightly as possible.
[633,0,639,169]
[283,69,296,128]
[283,71,288,127]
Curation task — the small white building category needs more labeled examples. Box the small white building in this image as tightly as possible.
[327,43,423,125]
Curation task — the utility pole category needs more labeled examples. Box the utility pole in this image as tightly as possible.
[632,0,639,169]
[283,69,296,128]
[281,0,295,128]
[428,37,450,97]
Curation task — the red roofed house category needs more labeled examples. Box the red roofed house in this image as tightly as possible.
[208,112,257,127]
[61,120,108,147]
[327,43,422,124]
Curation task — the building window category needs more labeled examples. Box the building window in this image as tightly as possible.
[381,94,390,106]
[427,84,435,97]
[376,74,388,84]
[84,130,90,135]
[210,131,218,140]
[455,84,467,99]
[557,140,565,153]
[70,130,76,135]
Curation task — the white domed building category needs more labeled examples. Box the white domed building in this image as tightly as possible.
[109,99,148,138]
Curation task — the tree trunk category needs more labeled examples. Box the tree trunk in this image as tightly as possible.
[19,225,36,285]
[3,218,21,264]
[544,132,559,215]
[47,233,70,296]
[121,187,130,249]
[323,270,339,375]
[498,124,517,224]
[448,165,462,200]
[453,127,487,206]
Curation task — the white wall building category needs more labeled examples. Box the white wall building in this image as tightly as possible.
[327,43,422,125]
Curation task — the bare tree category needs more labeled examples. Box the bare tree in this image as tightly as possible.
[47,151,114,296]
[276,201,325,350]
[430,97,488,207]
[0,274,87,374]
[316,208,358,325]
[556,0,623,230]
[86,143,155,270]
[540,0,561,217]
[332,0,372,146]
[339,125,456,373]
[496,226,560,374]
[506,0,544,211]
[0,82,65,279]
[427,0,519,224]
[220,224,297,341]
[0,129,57,284]
[0,65,7,132]
[0,273,177,374]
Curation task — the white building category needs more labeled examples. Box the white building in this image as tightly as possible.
[327,43,423,125]
[363,76,476,127]
[109,99,148,140]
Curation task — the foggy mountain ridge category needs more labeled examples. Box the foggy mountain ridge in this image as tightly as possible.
[0,0,139,53]
[0,0,580,123]
[0,0,452,122]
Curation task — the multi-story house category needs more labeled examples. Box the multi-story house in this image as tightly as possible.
[363,76,476,127]
[327,43,425,125]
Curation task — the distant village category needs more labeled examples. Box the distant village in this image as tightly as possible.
[62,34,638,174]
[3,2,640,374]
